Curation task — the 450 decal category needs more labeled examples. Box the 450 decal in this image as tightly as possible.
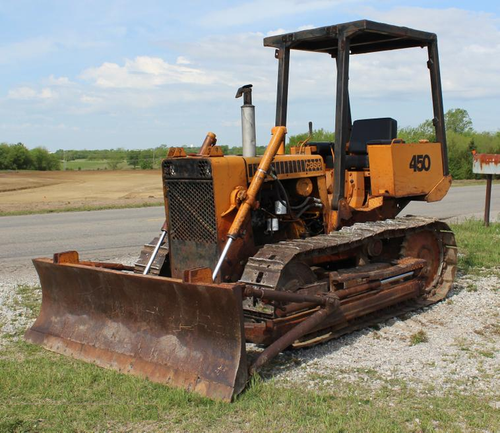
[409,154,431,172]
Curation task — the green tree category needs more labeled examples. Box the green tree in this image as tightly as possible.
[398,119,435,143]
[9,143,32,169]
[30,147,61,170]
[0,143,11,169]
[139,150,153,169]
[445,108,473,135]
[127,150,140,169]
[287,128,334,149]
[106,151,123,170]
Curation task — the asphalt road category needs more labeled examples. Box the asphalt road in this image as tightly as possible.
[0,207,166,266]
[1,184,498,267]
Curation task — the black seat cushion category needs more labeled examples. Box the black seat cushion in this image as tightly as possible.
[349,118,397,154]
[345,154,368,170]
[309,141,334,157]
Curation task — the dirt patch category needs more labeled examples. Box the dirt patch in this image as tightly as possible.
[0,170,163,213]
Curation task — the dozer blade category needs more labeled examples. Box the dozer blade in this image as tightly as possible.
[25,257,248,402]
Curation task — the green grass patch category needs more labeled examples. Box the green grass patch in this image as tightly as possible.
[478,350,495,359]
[0,340,498,432]
[410,330,428,345]
[450,219,500,273]
[0,201,163,217]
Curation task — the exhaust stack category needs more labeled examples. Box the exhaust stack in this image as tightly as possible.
[236,84,256,157]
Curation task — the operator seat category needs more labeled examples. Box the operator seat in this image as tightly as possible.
[346,117,397,170]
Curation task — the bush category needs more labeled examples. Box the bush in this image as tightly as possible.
[139,150,153,169]
[0,143,60,171]
[8,143,33,169]
[0,143,10,169]
[30,147,61,171]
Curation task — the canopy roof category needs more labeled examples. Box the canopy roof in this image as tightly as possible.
[264,20,436,56]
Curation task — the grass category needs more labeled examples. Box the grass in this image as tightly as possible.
[410,330,428,345]
[0,338,498,433]
[450,219,500,273]
[0,201,163,217]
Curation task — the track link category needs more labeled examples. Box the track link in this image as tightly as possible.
[240,216,457,347]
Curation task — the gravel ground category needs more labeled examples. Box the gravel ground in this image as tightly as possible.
[1,256,498,398]
[265,271,500,397]
[0,253,138,346]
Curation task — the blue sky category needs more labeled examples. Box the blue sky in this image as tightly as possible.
[1,0,499,151]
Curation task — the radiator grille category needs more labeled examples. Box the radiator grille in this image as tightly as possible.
[166,180,217,243]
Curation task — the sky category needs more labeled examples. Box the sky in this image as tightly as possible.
[0,0,499,151]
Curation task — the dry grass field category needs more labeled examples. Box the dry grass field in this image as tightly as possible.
[0,170,164,215]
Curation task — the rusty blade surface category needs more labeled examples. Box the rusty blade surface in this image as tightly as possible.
[26,258,248,402]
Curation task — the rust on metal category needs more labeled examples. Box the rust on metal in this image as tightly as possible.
[473,153,500,175]
[472,154,498,227]
[242,217,457,348]
[53,250,79,264]
[198,132,217,156]
[329,258,425,288]
[25,258,248,402]
[250,302,338,374]
[183,267,212,283]
[243,285,338,306]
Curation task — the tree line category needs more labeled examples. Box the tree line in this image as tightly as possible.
[0,143,60,171]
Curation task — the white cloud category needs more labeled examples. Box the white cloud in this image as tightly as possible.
[47,75,73,86]
[266,28,288,37]
[7,86,57,100]
[80,56,234,89]
[80,94,103,104]
[7,87,38,100]
[359,7,500,100]
[176,56,191,65]
[39,88,54,99]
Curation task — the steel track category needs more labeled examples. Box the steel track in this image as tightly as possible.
[240,216,457,347]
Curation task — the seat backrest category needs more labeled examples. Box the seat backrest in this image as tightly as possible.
[349,118,397,154]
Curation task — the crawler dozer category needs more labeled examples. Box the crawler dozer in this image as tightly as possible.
[26,21,457,401]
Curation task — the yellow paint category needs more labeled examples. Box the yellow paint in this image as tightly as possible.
[425,174,452,202]
[346,171,365,208]
[211,156,248,238]
[368,142,444,198]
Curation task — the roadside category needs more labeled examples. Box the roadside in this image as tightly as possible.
[451,179,500,187]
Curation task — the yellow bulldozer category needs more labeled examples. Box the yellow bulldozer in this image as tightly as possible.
[26,20,457,401]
